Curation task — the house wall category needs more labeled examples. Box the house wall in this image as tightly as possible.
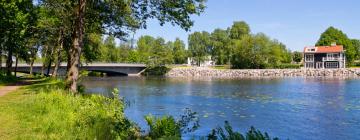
[304,52,345,69]
[314,53,326,62]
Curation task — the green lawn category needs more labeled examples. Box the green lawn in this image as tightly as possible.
[0,78,137,139]
[0,78,281,140]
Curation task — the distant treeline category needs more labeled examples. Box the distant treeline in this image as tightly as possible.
[82,34,187,67]
[83,21,305,69]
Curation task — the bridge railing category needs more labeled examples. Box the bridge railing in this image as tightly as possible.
[7,62,146,67]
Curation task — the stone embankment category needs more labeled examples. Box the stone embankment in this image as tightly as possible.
[166,67,360,78]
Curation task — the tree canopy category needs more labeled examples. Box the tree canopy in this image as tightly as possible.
[188,31,211,66]
[36,0,206,92]
[187,21,292,69]
[316,26,356,65]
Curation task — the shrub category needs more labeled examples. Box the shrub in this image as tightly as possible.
[144,108,199,139]
[12,83,140,139]
[207,121,279,140]
[0,74,18,85]
[142,66,170,76]
[145,115,181,139]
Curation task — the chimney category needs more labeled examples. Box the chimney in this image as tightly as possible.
[331,42,336,46]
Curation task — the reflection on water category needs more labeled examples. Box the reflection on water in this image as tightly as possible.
[82,77,360,140]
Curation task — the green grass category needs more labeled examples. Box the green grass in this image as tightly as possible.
[210,65,231,70]
[0,78,138,139]
[0,77,283,140]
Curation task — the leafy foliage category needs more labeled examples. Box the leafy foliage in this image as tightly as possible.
[187,21,292,69]
[211,28,231,65]
[351,39,360,60]
[142,66,171,76]
[144,108,199,139]
[173,38,188,64]
[292,51,303,63]
[188,31,211,66]
[2,80,140,139]
[316,26,356,65]
[0,0,37,75]
[230,21,251,40]
[0,72,18,85]
[207,121,279,140]
[231,33,291,69]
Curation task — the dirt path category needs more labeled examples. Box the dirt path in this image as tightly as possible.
[0,79,38,96]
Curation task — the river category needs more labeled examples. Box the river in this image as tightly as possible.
[81,76,360,140]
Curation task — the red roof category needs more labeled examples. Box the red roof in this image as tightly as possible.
[304,45,344,53]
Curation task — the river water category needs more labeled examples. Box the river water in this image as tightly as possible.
[82,76,360,140]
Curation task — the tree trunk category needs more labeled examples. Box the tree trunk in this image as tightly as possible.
[14,55,18,77]
[6,47,13,76]
[0,48,2,71]
[30,59,34,75]
[46,57,52,76]
[66,0,86,93]
[41,45,48,76]
[41,62,45,76]
[52,29,64,77]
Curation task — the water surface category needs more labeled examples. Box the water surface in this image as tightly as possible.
[82,77,360,140]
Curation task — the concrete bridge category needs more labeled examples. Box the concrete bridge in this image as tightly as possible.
[11,63,147,76]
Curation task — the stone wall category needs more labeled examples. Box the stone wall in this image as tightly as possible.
[166,67,360,78]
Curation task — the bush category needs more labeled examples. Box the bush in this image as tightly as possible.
[352,61,360,67]
[144,108,199,139]
[0,74,18,85]
[11,82,139,139]
[145,115,181,139]
[207,121,279,140]
[142,66,170,76]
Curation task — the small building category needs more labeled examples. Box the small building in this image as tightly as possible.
[303,44,345,69]
[187,56,215,67]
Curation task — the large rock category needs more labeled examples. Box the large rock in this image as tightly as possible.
[166,67,360,78]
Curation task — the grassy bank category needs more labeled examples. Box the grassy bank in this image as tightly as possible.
[0,78,281,140]
[0,78,138,139]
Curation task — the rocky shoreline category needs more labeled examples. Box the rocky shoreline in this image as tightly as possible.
[166,67,360,78]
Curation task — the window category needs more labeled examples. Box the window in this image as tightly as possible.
[326,62,338,68]
[305,54,314,62]
[307,48,315,52]
[305,62,314,68]
[327,53,339,59]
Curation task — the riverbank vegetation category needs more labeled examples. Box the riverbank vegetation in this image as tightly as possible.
[0,78,139,139]
[0,78,281,139]
[1,0,206,93]
[316,26,360,66]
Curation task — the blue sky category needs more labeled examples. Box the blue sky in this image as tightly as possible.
[132,0,360,51]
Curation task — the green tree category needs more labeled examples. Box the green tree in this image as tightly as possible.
[188,31,211,66]
[83,33,102,63]
[231,33,291,69]
[137,35,156,63]
[102,36,119,62]
[210,28,230,65]
[292,51,303,63]
[41,0,206,92]
[148,38,173,67]
[351,39,360,60]
[231,35,255,69]
[316,26,356,65]
[0,0,37,76]
[172,38,187,64]
[127,50,141,63]
[229,21,250,40]
[118,43,132,62]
